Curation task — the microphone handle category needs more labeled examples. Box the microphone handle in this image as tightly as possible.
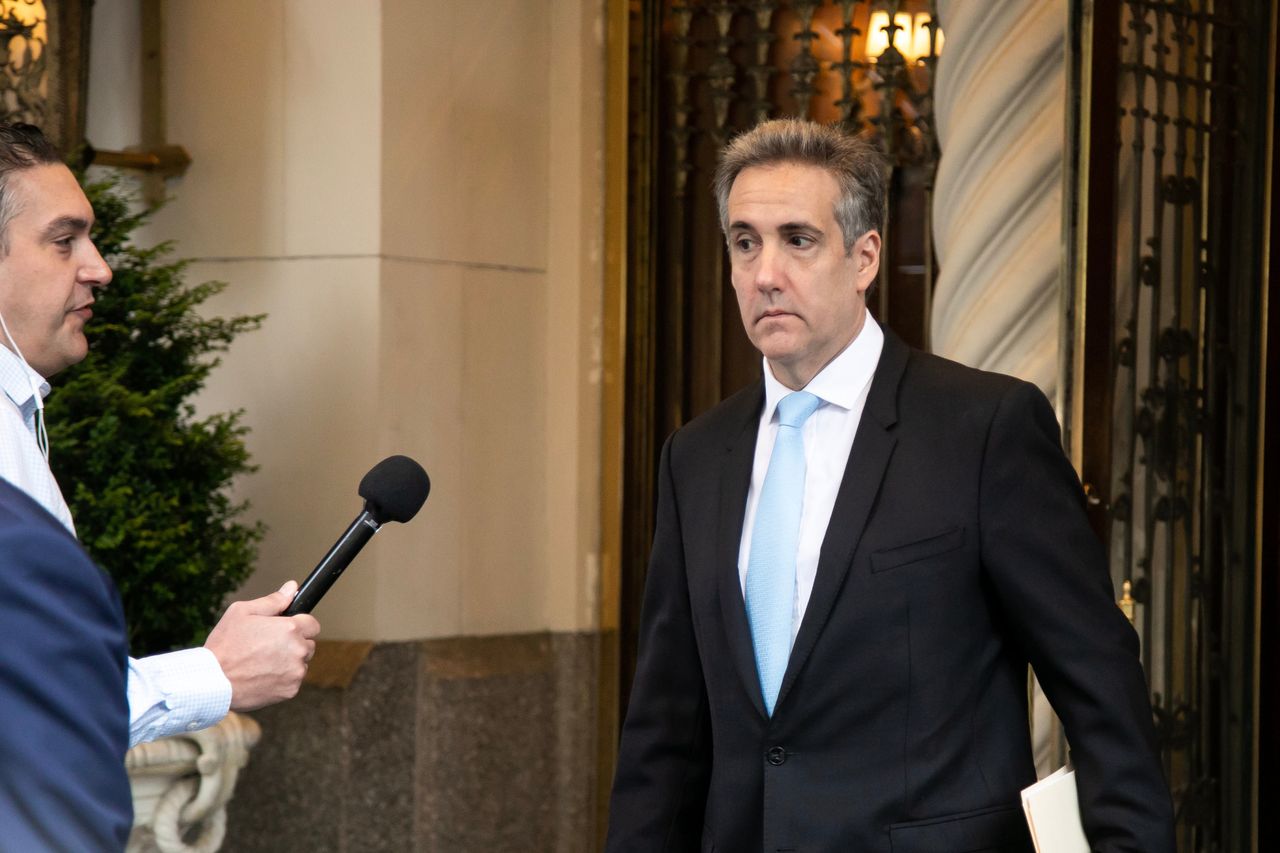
[284,510,381,615]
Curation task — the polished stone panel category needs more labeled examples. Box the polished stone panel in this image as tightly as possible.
[347,643,418,851]
[223,684,347,851]
[224,631,600,852]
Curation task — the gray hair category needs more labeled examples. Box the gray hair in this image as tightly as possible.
[714,118,888,253]
[0,123,63,254]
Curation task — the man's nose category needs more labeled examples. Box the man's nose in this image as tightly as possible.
[754,241,784,291]
[81,243,113,289]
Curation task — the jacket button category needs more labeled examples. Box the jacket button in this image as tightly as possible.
[766,746,787,766]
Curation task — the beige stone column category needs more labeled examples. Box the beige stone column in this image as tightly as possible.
[88,1,608,847]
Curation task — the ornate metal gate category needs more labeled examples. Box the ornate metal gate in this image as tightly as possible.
[1065,1,1273,848]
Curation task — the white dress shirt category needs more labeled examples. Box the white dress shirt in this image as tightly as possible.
[0,348,74,532]
[0,345,232,747]
[738,315,884,643]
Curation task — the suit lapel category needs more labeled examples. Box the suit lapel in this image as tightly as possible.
[775,330,911,713]
[715,382,769,719]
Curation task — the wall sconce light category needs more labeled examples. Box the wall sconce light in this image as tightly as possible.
[867,10,944,64]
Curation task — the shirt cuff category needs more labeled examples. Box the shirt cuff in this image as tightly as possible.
[126,647,233,748]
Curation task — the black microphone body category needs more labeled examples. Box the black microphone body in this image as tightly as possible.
[280,455,430,617]
[284,509,381,616]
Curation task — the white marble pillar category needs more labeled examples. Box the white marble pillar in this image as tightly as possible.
[931,0,1069,776]
[932,0,1066,399]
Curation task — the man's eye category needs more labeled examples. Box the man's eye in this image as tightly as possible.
[54,237,74,250]
[788,235,813,248]
[734,238,755,252]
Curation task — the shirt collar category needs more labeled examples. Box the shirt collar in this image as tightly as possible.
[0,344,51,426]
[760,313,885,423]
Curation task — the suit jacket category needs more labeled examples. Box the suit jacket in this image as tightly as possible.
[0,478,132,851]
[607,331,1174,852]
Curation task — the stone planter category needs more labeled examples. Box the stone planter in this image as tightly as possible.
[125,712,261,853]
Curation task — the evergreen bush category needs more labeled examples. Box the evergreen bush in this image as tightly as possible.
[46,176,264,656]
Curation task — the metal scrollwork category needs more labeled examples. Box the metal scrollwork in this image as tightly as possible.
[658,1,942,195]
[669,3,695,200]
[745,1,777,123]
[0,0,47,127]
[1107,0,1264,847]
[831,0,863,128]
[707,1,738,144]
[787,0,821,119]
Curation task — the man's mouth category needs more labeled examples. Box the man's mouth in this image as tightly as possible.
[758,309,796,323]
[69,304,94,321]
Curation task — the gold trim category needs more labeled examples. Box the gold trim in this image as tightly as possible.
[1065,0,1096,474]
[596,0,631,843]
[303,640,373,689]
[599,4,628,639]
[1251,6,1276,850]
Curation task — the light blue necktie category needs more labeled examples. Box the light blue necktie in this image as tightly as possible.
[745,390,822,716]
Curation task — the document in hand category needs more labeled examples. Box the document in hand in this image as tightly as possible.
[1021,766,1089,853]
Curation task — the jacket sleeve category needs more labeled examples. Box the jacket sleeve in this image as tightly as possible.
[606,434,712,851]
[979,380,1175,853]
[0,520,133,852]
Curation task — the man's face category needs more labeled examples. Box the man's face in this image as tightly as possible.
[0,163,111,377]
[726,162,880,390]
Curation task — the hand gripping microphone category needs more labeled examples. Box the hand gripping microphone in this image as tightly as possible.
[283,455,431,616]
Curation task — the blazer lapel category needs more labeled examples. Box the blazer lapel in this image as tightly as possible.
[715,382,768,720]
[775,330,911,712]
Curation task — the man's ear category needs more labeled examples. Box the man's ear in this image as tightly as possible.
[853,230,881,294]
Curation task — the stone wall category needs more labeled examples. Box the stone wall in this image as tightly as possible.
[226,633,603,852]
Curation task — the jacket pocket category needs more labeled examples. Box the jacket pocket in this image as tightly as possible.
[870,526,966,573]
[888,803,1032,853]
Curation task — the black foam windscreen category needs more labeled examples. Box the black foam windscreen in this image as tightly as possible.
[358,455,430,524]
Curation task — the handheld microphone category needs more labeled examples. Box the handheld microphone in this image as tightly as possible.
[283,455,430,616]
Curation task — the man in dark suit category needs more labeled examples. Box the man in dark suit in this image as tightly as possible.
[0,477,132,851]
[606,119,1174,851]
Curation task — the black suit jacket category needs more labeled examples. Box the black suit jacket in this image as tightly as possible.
[607,331,1174,852]
[0,478,132,851]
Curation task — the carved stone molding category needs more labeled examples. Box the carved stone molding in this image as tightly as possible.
[126,712,261,853]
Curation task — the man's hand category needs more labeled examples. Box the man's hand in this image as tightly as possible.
[204,580,321,712]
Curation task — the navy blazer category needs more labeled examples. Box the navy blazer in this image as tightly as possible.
[607,331,1174,852]
[0,478,132,851]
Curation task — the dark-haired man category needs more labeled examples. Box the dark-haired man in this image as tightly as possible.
[607,118,1174,851]
[0,122,319,751]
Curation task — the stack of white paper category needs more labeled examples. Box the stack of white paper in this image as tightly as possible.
[1021,766,1089,853]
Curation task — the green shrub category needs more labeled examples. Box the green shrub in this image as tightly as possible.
[46,176,264,656]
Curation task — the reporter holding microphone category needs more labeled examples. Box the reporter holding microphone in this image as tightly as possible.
[0,122,318,846]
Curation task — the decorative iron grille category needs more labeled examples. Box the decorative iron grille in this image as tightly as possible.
[0,0,48,127]
[0,0,92,155]
[1096,0,1269,848]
